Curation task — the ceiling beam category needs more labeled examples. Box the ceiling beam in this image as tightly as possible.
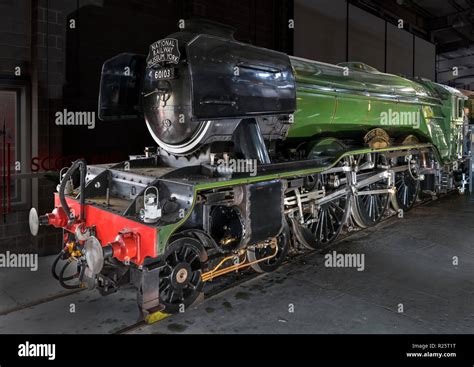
[427,8,473,32]
[451,77,474,88]
[437,39,474,53]
[347,0,430,39]
[438,66,474,82]
[452,26,474,42]
[438,54,474,70]
[403,0,434,19]
[448,0,465,12]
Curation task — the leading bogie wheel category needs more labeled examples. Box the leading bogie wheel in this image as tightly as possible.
[159,237,207,314]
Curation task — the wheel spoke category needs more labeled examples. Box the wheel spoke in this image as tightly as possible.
[319,211,325,240]
[403,184,408,206]
[159,238,206,312]
[323,209,330,240]
[183,247,190,261]
[161,282,171,293]
[188,277,198,290]
[188,254,199,265]
[177,288,184,302]
[328,207,336,235]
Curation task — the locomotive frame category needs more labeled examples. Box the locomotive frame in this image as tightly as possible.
[32,139,465,316]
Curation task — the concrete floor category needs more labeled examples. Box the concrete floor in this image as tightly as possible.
[0,194,473,334]
[0,256,138,334]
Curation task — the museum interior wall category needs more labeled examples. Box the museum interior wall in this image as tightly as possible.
[294,0,436,80]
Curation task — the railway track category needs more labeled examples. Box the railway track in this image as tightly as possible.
[113,271,264,334]
[113,192,453,334]
[0,289,84,317]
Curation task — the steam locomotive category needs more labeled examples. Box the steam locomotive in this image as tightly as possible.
[30,19,469,316]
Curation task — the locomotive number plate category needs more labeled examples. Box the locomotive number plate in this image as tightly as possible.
[152,67,176,80]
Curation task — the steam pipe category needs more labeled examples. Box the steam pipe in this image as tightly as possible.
[59,159,87,224]
[79,160,86,221]
[232,119,271,165]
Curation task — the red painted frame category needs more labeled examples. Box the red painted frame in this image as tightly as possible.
[53,194,158,265]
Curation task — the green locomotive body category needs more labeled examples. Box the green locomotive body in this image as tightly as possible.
[288,56,466,163]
